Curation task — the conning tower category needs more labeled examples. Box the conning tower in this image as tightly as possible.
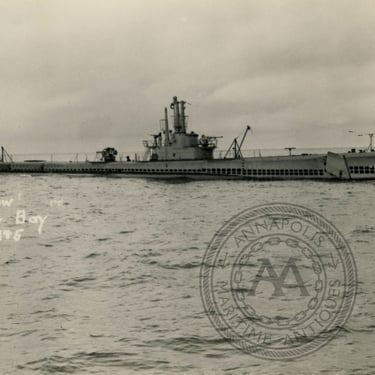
[144,96,218,161]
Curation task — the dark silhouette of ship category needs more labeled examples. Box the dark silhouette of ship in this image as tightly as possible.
[1,96,374,180]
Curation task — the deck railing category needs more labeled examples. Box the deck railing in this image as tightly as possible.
[6,147,352,163]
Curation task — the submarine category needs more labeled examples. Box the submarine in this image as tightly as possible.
[1,96,375,181]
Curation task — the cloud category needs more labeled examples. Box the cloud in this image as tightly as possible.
[0,0,374,155]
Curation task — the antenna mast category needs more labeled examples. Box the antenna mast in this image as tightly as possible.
[367,133,374,151]
[1,147,13,163]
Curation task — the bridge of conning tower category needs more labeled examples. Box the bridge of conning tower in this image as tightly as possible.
[144,96,218,161]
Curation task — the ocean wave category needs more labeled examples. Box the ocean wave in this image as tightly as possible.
[144,335,228,354]
[21,352,172,373]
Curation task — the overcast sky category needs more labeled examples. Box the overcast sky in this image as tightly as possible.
[1,0,375,155]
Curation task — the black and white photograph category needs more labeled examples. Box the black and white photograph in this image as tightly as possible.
[0,0,374,374]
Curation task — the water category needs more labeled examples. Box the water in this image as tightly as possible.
[0,175,374,374]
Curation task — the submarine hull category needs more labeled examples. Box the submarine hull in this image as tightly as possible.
[1,152,375,180]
